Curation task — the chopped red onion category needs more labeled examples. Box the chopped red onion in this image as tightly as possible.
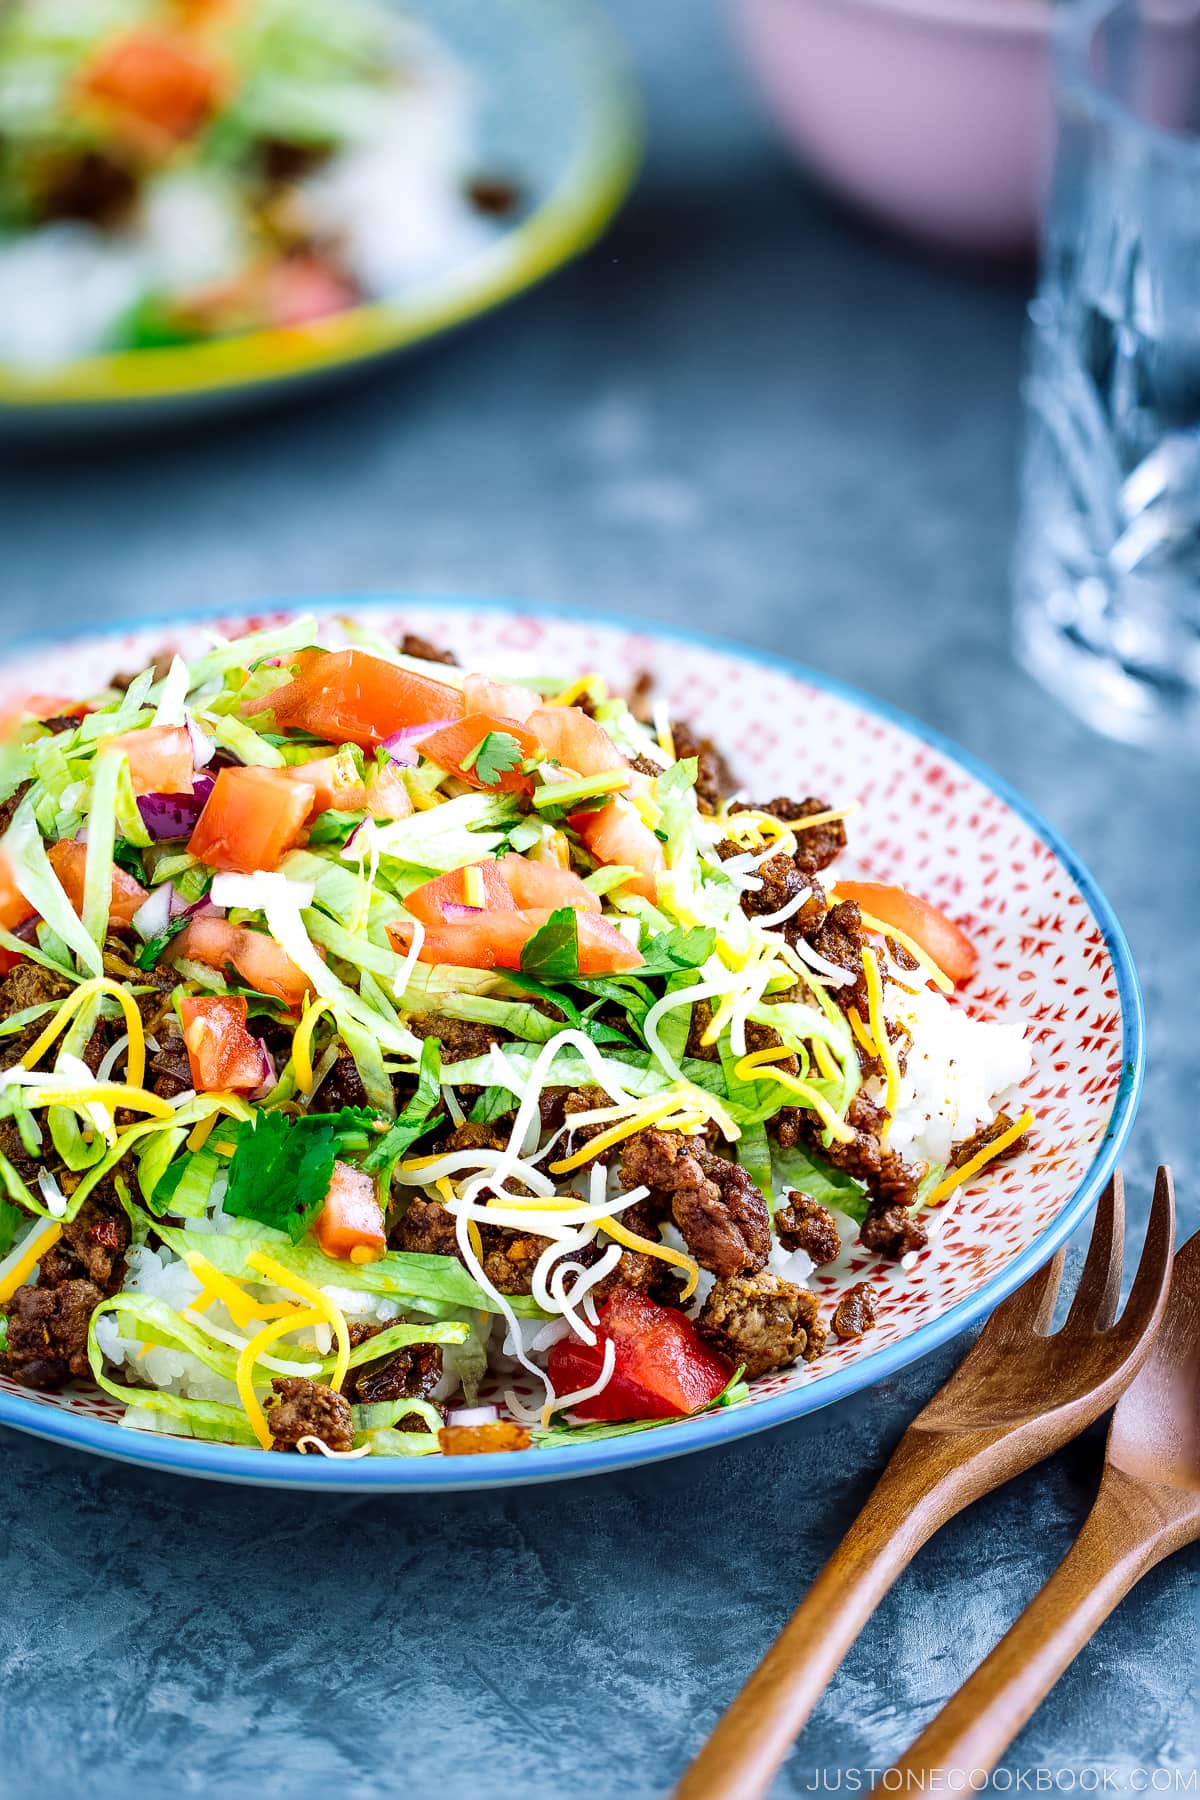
[137,773,214,841]
[381,719,456,768]
[440,901,485,921]
[446,1405,499,1427]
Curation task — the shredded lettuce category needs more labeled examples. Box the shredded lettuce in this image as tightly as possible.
[2,793,102,977]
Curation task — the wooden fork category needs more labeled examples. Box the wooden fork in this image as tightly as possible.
[677,1170,1176,1800]
[891,1195,1198,1778]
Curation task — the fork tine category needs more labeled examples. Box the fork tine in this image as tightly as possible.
[976,1247,1065,1345]
[1062,1172,1125,1331]
[1114,1166,1175,1344]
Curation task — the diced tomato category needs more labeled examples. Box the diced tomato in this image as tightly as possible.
[0,694,84,739]
[389,906,642,975]
[495,851,600,914]
[47,839,148,927]
[179,994,267,1093]
[187,765,310,873]
[832,880,979,986]
[571,796,665,902]
[404,861,518,927]
[365,759,412,821]
[79,27,224,150]
[285,751,366,820]
[547,1289,732,1421]
[265,256,357,329]
[0,850,35,973]
[245,649,464,750]
[526,705,627,778]
[175,914,313,1009]
[102,725,194,796]
[418,712,539,795]
[463,673,539,723]
[314,1161,386,1263]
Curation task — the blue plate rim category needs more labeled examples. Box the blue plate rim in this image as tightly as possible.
[0,593,1145,1491]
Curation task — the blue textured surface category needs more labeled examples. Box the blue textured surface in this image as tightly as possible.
[0,2,1195,1794]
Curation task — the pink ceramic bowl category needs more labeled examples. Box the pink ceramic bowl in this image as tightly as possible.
[731,0,1053,255]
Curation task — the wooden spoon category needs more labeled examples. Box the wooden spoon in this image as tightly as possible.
[890,1210,1200,1778]
[676,1170,1175,1800]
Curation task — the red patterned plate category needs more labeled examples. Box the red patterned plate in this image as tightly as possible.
[0,599,1143,1491]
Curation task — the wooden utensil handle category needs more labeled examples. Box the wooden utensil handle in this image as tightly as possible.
[677,1429,1001,1800]
[889,1472,1183,1780]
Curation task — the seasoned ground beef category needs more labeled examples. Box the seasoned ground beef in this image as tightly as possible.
[0,962,73,1066]
[266,1377,355,1453]
[577,1198,678,1304]
[438,1420,531,1455]
[807,900,869,1015]
[399,633,458,667]
[859,1203,929,1260]
[36,148,138,226]
[831,1281,877,1340]
[2,1279,104,1388]
[148,1025,194,1100]
[392,1196,460,1258]
[774,1192,841,1265]
[344,1334,443,1414]
[774,1089,927,1262]
[620,1129,770,1277]
[561,1086,615,1150]
[950,1110,1028,1169]
[0,781,31,841]
[628,671,656,724]
[442,1119,508,1154]
[38,1185,130,1293]
[696,1271,826,1376]
[482,1228,554,1296]
[737,852,827,937]
[316,1047,368,1112]
[407,1014,505,1064]
[670,721,736,814]
[750,796,847,875]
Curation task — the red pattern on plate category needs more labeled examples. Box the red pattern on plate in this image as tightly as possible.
[0,606,1132,1439]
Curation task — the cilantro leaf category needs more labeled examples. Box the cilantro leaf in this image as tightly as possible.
[0,1193,23,1256]
[618,925,715,980]
[361,1039,443,1178]
[468,1086,515,1125]
[519,906,580,979]
[460,730,523,788]
[501,971,631,1046]
[135,913,190,970]
[223,1113,343,1242]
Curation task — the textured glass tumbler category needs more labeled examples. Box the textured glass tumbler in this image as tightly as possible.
[1014,0,1200,751]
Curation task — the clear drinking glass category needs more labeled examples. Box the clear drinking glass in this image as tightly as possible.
[1013,0,1200,751]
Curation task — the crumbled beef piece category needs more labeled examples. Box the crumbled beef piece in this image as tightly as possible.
[36,149,138,227]
[392,1197,460,1259]
[627,752,661,777]
[619,1129,770,1278]
[807,900,869,1015]
[0,962,73,1067]
[317,1047,368,1112]
[2,1279,104,1389]
[0,1119,42,1192]
[774,1192,841,1265]
[762,797,847,875]
[859,1203,929,1259]
[467,175,521,216]
[576,1199,676,1303]
[669,720,735,814]
[38,1185,129,1293]
[482,1228,554,1296]
[561,1086,615,1151]
[259,139,330,184]
[266,1377,355,1453]
[696,1271,825,1377]
[438,1420,532,1455]
[408,1014,504,1064]
[887,935,921,974]
[949,1110,1028,1170]
[111,653,175,692]
[628,671,656,724]
[832,1281,877,1340]
[148,1032,194,1099]
[684,1000,720,1064]
[0,782,31,840]
[442,1119,508,1154]
[345,1339,443,1413]
[399,633,458,667]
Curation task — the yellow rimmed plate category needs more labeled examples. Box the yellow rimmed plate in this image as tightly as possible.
[0,0,641,428]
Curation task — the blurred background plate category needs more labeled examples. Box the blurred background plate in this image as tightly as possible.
[0,0,641,430]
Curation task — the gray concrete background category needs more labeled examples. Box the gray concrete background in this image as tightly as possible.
[0,3,1195,1795]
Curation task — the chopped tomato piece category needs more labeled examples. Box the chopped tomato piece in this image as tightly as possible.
[79,27,224,150]
[265,256,357,328]
[832,880,978,986]
[571,796,665,901]
[175,915,313,1009]
[463,673,539,723]
[548,1290,732,1421]
[285,751,366,820]
[0,694,84,739]
[365,760,412,821]
[495,852,600,914]
[102,725,193,796]
[314,1162,386,1263]
[526,705,627,778]
[187,765,310,873]
[179,994,267,1093]
[245,649,463,750]
[404,861,517,927]
[0,850,35,972]
[47,839,148,927]
[418,713,538,794]
[389,906,642,975]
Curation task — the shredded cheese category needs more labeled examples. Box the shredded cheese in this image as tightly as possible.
[549,1094,690,1174]
[186,1110,220,1154]
[549,673,604,708]
[292,995,335,1095]
[20,976,147,1090]
[0,1220,62,1303]
[841,902,954,995]
[236,1306,325,1449]
[733,1047,855,1144]
[245,1249,351,1394]
[847,1006,880,1061]
[182,1251,299,1329]
[601,1215,700,1299]
[924,1110,1035,1208]
[29,1082,176,1122]
[862,949,899,1125]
